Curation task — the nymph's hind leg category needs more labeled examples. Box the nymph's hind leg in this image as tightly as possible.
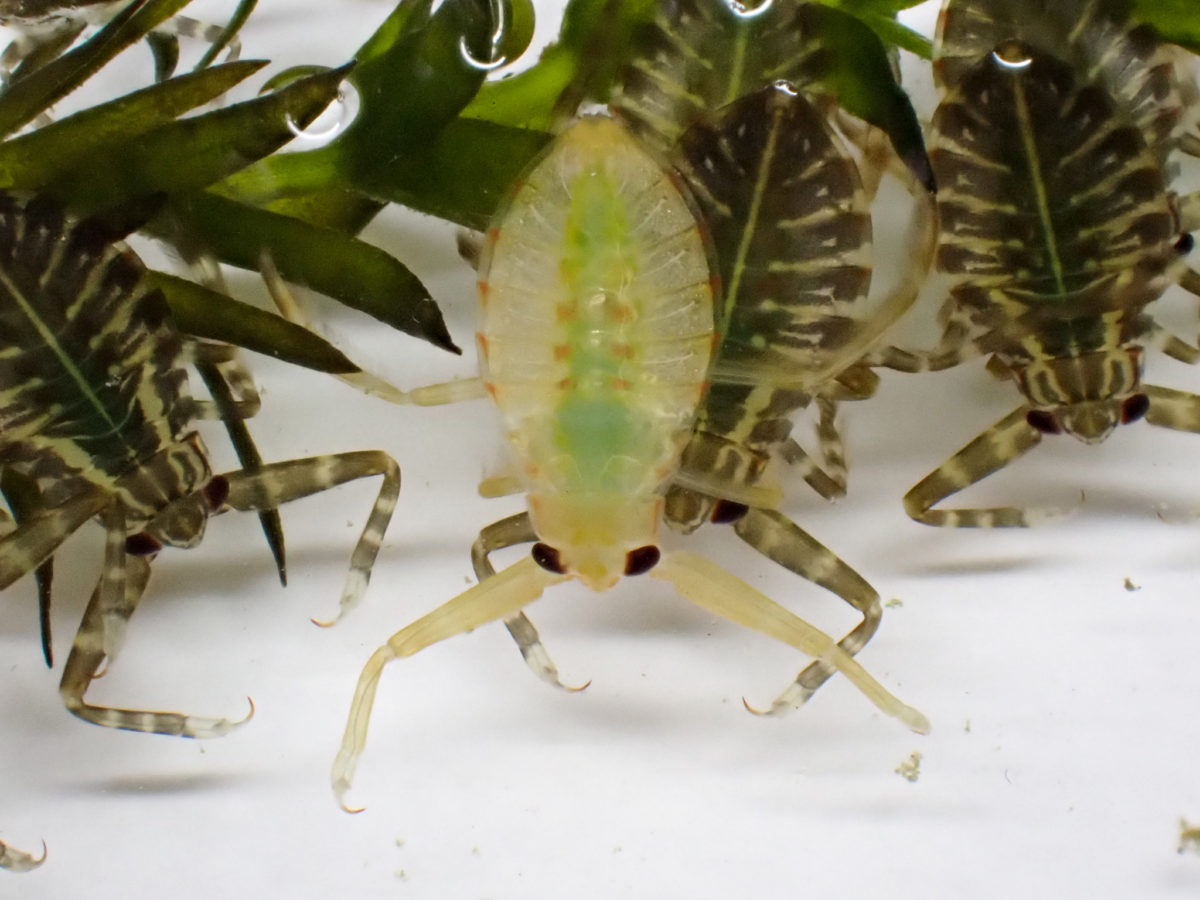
[332,557,567,810]
[0,487,108,590]
[732,508,881,712]
[471,512,587,691]
[1143,384,1200,433]
[220,451,400,625]
[904,406,1065,527]
[60,503,251,737]
[0,838,45,872]
[651,551,928,733]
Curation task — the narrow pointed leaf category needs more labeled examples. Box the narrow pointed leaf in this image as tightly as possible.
[48,63,351,212]
[194,358,286,586]
[194,0,259,71]
[1132,0,1200,53]
[147,271,360,373]
[157,193,460,352]
[218,0,500,207]
[0,0,193,137]
[0,60,268,190]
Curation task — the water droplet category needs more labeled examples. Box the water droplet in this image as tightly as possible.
[285,80,360,145]
[724,0,773,19]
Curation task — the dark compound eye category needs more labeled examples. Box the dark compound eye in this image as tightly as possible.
[623,545,660,576]
[1175,233,1194,255]
[202,474,230,510]
[1025,409,1061,434]
[1120,393,1150,424]
[710,500,749,524]
[125,532,162,556]
[531,542,566,574]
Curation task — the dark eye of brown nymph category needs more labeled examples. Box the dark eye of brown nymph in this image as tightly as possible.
[1026,409,1061,434]
[1120,393,1149,424]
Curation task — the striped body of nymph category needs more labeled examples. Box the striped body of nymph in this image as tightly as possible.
[0,192,398,761]
[877,0,1200,528]
[331,115,929,812]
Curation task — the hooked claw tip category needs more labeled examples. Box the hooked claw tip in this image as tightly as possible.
[311,616,336,629]
[565,678,592,694]
[741,696,772,716]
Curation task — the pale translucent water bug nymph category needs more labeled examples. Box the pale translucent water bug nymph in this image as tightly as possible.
[331,115,929,810]
[878,0,1200,527]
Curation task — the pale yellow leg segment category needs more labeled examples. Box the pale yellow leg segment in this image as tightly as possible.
[471,513,588,691]
[0,838,45,873]
[651,551,929,734]
[1144,384,1200,433]
[733,509,882,711]
[60,508,252,737]
[904,407,1063,527]
[220,452,400,626]
[331,557,566,811]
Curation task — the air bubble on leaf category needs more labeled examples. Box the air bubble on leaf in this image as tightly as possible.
[284,80,361,145]
[460,0,509,71]
[724,0,773,19]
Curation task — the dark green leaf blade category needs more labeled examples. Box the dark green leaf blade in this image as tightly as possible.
[49,63,351,212]
[0,60,268,191]
[0,0,193,137]
[157,193,459,353]
[147,270,361,373]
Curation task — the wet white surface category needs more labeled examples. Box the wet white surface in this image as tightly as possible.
[4,1,1200,897]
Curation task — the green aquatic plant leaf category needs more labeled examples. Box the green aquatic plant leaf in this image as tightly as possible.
[1132,0,1200,53]
[357,117,550,230]
[148,271,359,374]
[0,0,193,137]
[46,64,350,213]
[463,0,656,129]
[160,192,459,352]
[195,0,259,70]
[0,60,267,191]
[612,0,932,190]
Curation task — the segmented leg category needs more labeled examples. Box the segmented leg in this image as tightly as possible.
[0,838,45,872]
[60,502,251,737]
[732,508,882,714]
[220,451,400,626]
[903,406,1065,527]
[332,557,568,810]
[651,551,929,733]
[0,487,109,590]
[777,438,844,500]
[1144,384,1200,432]
[863,305,981,374]
[471,512,587,691]
[188,348,262,420]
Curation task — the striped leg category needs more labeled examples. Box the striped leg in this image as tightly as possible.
[60,503,251,737]
[471,512,588,692]
[220,451,400,626]
[904,406,1067,527]
[732,508,882,713]
[0,837,45,873]
[1144,384,1200,433]
[0,488,108,590]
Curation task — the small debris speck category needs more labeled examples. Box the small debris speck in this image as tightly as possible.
[885,598,903,609]
[963,719,971,733]
[472,846,481,856]
[395,838,405,848]
[1179,819,1200,855]
[895,751,922,782]
[1124,577,1141,592]
[395,869,408,881]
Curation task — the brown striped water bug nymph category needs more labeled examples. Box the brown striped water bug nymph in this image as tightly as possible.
[0,190,399,738]
[331,113,930,811]
[873,0,1200,528]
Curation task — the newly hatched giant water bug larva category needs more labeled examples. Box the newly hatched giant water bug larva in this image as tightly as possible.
[876,0,1200,527]
[332,115,929,810]
[0,191,400,860]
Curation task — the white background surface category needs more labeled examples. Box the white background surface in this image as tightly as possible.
[4,1,1200,897]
